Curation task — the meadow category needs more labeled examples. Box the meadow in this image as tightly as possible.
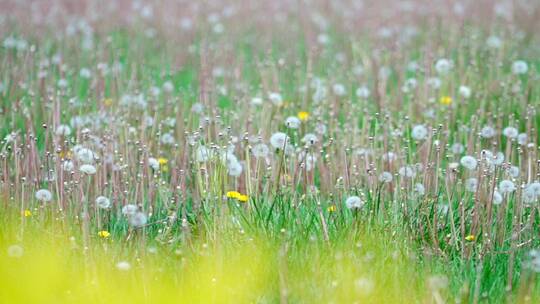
[1,0,540,303]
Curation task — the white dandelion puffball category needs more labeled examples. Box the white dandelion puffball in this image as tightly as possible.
[285,116,301,129]
[221,151,238,167]
[378,172,393,183]
[522,185,538,204]
[382,151,395,161]
[251,97,263,106]
[35,189,53,202]
[355,277,375,295]
[301,133,318,146]
[315,123,327,135]
[150,86,161,97]
[517,133,527,145]
[95,196,111,209]
[502,127,518,138]
[160,133,175,145]
[57,78,68,88]
[531,182,540,195]
[486,36,502,49]
[268,92,283,106]
[492,152,505,165]
[460,155,477,170]
[493,191,503,205]
[499,180,516,194]
[481,150,503,166]
[332,83,346,96]
[401,78,417,93]
[459,85,471,99]
[270,132,290,149]
[162,81,174,93]
[303,154,317,171]
[80,164,97,175]
[451,143,465,154]
[7,245,24,258]
[196,146,212,162]
[252,143,269,158]
[435,58,453,74]
[227,161,243,177]
[191,102,204,114]
[148,157,159,170]
[75,147,96,164]
[414,183,425,196]
[427,77,441,89]
[465,178,478,192]
[116,261,131,271]
[345,196,364,209]
[122,204,138,216]
[353,65,364,76]
[508,166,520,178]
[398,166,416,178]
[79,68,92,79]
[448,162,459,170]
[129,212,148,227]
[355,86,370,98]
[55,124,72,137]
[525,182,540,200]
[480,126,496,138]
[62,160,74,172]
[512,60,528,75]
[317,33,329,45]
[411,125,428,141]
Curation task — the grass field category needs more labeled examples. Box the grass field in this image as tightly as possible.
[1,0,540,303]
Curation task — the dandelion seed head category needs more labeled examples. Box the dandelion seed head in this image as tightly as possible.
[460,155,477,170]
[95,196,111,209]
[79,164,97,175]
[251,143,269,158]
[512,60,528,75]
[268,92,283,106]
[465,178,478,192]
[459,85,471,99]
[116,261,131,271]
[122,204,138,216]
[411,125,428,141]
[7,245,24,258]
[148,157,160,170]
[128,212,148,227]
[499,180,516,194]
[285,116,301,129]
[379,171,393,183]
[345,196,364,209]
[503,127,518,138]
[35,189,53,202]
[355,86,370,98]
[270,132,290,149]
[55,125,72,137]
[435,58,453,74]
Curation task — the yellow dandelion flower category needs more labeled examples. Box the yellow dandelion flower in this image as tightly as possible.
[158,158,168,165]
[23,209,32,217]
[298,111,310,121]
[440,96,452,105]
[237,194,249,202]
[57,150,73,159]
[98,230,111,238]
[103,98,114,107]
[285,174,293,182]
[327,205,337,213]
[226,191,241,199]
[465,234,476,242]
